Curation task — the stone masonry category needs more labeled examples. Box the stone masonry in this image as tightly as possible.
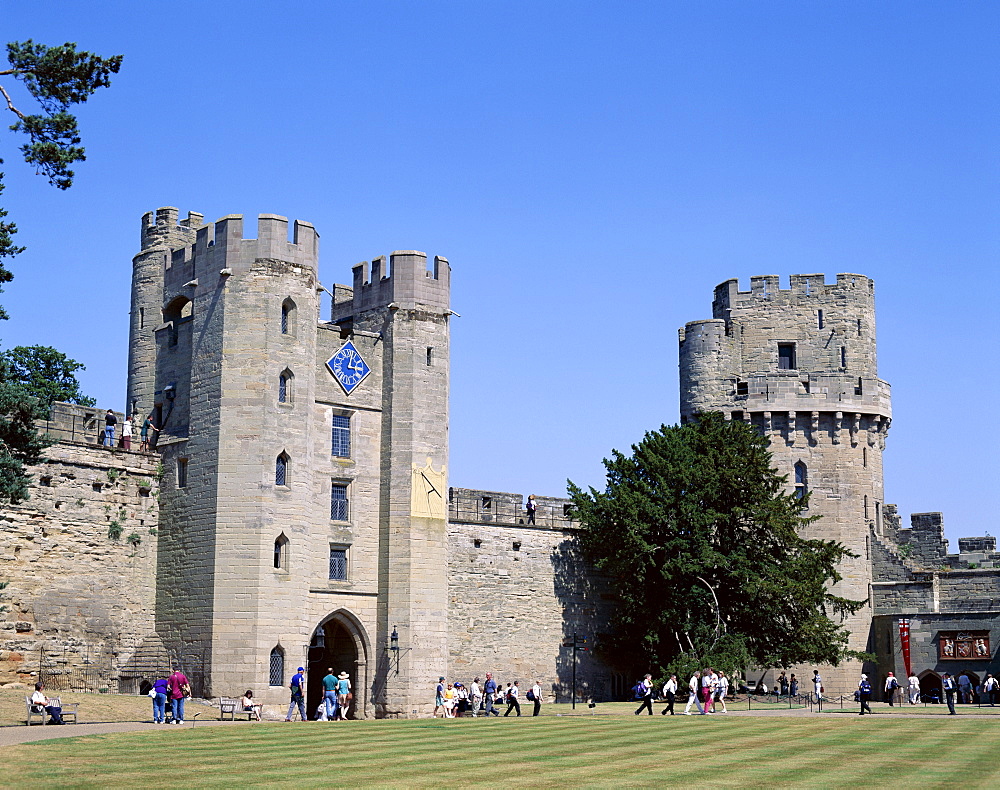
[679,274,891,693]
[0,403,160,688]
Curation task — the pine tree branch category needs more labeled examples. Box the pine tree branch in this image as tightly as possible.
[0,83,26,119]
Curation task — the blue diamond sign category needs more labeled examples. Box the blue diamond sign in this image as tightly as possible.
[327,341,371,395]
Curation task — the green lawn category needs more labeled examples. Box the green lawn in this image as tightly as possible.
[5,714,1000,788]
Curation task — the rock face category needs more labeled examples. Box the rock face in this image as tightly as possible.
[0,403,160,690]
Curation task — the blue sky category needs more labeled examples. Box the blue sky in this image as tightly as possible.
[3,1,997,546]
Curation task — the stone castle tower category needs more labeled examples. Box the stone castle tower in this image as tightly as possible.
[679,274,891,692]
[127,207,451,716]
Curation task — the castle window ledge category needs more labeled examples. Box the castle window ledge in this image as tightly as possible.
[308,587,378,596]
[332,459,356,470]
[277,402,294,410]
[157,436,189,447]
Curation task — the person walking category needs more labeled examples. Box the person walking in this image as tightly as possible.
[167,665,190,724]
[504,681,521,717]
[943,673,957,714]
[884,672,898,706]
[715,671,729,713]
[858,674,872,715]
[958,672,972,704]
[483,673,499,717]
[701,668,716,714]
[433,676,446,718]
[684,671,703,715]
[778,671,789,697]
[907,672,920,705]
[789,673,799,698]
[661,674,678,715]
[530,680,543,716]
[336,671,351,720]
[984,673,998,707]
[634,673,654,716]
[322,668,338,720]
[470,677,483,717]
[526,495,537,525]
[812,670,823,704]
[285,666,306,721]
[151,675,169,723]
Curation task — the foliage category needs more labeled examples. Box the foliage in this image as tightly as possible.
[107,521,122,540]
[568,412,866,679]
[126,532,141,547]
[0,345,95,415]
[0,40,122,313]
[0,377,49,503]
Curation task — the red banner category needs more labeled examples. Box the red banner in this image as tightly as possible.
[899,619,911,678]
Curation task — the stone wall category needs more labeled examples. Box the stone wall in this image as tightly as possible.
[446,488,614,701]
[0,435,160,687]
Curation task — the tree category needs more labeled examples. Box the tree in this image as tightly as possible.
[567,412,866,681]
[0,40,122,316]
[0,345,95,414]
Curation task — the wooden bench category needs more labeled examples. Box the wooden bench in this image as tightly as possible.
[219,697,261,721]
[25,696,79,725]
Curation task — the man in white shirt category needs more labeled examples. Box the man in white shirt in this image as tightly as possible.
[503,681,521,717]
[884,672,898,706]
[530,681,543,716]
[661,674,678,715]
[683,671,703,715]
[812,670,823,703]
[634,674,654,716]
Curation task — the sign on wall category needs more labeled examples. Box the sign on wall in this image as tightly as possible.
[939,631,990,660]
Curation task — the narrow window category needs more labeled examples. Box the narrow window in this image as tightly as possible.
[794,461,807,500]
[857,318,862,336]
[139,307,145,330]
[278,374,288,403]
[736,381,748,396]
[864,495,869,520]
[331,414,351,458]
[817,310,824,329]
[473,538,482,548]
[875,501,881,530]
[274,534,288,570]
[275,454,289,487]
[854,377,863,396]
[863,447,868,468]
[281,298,297,336]
[269,646,284,687]
[177,458,188,488]
[778,344,796,370]
[329,547,348,580]
[513,541,521,551]
[39,476,51,487]
[482,496,492,510]
[840,346,847,368]
[331,482,349,520]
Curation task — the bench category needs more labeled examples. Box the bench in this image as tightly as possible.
[25,696,79,725]
[219,697,261,721]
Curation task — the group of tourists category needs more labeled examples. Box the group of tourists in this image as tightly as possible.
[100,409,159,451]
[433,673,543,718]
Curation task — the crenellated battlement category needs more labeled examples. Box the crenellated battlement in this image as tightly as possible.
[332,250,450,320]
[140,207,205,251]
[713,273,874,317]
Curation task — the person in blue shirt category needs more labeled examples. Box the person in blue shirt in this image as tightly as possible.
[483,673,500,717]
[285,667,306,721]
[322,668,338,720]
[336,671,352,720]
[858,674,872,715]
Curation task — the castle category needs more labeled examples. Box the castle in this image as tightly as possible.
[0,209,995,712]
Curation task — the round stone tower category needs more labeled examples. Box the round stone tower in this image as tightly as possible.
[678,273,891,693]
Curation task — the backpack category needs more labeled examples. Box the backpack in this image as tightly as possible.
[632,682,646,700]
[889,678,898,690]
[526,689,535,701]
[860,681,871,694]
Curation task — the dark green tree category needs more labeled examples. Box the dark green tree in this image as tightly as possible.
[0,345,95,414]
[0,40,122,317]
[568,412,866,681]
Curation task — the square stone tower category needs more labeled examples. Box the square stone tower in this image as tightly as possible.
[678,274,891,692]
[127,209,451,716]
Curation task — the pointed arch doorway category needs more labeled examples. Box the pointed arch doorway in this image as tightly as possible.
[307,610,371,719]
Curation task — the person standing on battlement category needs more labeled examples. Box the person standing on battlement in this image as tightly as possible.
[526,495,537,525]
[121,415,133,450]
[103,409,117,447]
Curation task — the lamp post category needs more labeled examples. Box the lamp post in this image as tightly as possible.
[388,626,402,675]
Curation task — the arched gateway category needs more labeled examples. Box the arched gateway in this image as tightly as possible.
[307,610,372,719]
